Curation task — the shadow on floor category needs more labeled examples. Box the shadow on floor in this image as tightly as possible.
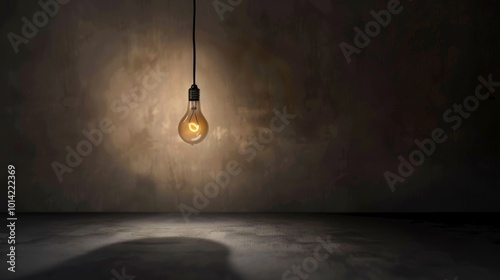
[17,237,243,280]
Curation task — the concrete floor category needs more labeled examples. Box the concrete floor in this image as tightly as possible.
[2,214,500,280]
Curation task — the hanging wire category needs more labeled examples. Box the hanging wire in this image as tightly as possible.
[192,0,196,85]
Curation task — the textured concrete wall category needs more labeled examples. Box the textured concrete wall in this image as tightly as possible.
[2,0,499,212]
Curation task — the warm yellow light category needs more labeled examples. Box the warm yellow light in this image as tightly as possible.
[189,122,200,132]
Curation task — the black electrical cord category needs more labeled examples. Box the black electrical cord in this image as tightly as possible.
[192,0,196,85]
[187,0,200,102]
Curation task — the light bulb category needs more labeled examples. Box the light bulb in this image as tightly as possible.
[178,85,208,145]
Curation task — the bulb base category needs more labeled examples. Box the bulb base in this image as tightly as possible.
[189,84,200,101]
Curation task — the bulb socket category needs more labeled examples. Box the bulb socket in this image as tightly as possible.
[188,84,200,101]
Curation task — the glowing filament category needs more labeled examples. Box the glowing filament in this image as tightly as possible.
[189,122,200,132]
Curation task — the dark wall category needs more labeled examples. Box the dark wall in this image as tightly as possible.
[2,0,499,212]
